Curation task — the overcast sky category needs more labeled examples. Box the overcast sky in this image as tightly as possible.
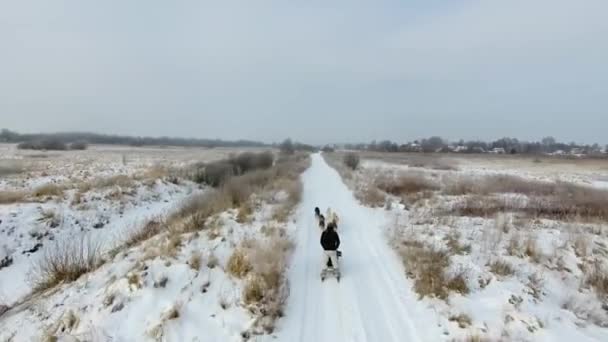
[1,0,607,144]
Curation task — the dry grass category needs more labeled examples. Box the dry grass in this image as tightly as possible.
[449,313,472,328]
[343,152,360,170]
[37,208,61,227]
[0,190,26,204]
[356,185,386,207]
[188,252,202,271]
[227,248,252,279]
[524,235,542,263]
[446,178,608,222]
[32,184,64,198]
[443,174,555,196]
[571,231,591,257]
[33,236,102,291]
[446,272,470,295]
[507,232,523,257]
[94,175,135,189]
[237,201,254,223]
[0,160,26,176]
[375,172,440,196]
[396,239,450,299]
[489,259,514,277]
[161,234,182,258]
[584,262,608,299]
[241,236,294,334]
[445,232,471,255]
[408,156,459,171]
[123,220,164,248]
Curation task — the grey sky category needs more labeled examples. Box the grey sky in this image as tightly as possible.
[1,0,607,144]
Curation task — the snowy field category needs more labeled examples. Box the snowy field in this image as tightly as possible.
[1,144,307,341]
[325,152,608,341]
[3,147,608,341]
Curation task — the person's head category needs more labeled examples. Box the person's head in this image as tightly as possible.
[327,222,336,231]
[314,207,320,215]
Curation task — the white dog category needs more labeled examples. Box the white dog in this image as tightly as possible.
[325,207,339,228]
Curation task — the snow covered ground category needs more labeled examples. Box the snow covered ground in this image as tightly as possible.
[4,147,607,341]
[0,146,303,341]
[327,152,608,341]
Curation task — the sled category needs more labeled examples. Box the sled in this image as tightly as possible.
[321,267,341,282]
[321,251,342,282]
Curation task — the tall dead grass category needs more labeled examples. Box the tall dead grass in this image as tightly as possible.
[445,175,608,222]
[242,235,295,333]
[33,235,102,291]
[395,238,468,299]
[375,172,440,195]
[0,190,26,204]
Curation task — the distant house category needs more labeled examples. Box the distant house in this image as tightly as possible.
[570,148,584,155]
[489,148,506,154]
[453,145,467,153]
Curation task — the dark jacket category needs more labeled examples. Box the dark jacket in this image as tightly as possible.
[321,228,340,251]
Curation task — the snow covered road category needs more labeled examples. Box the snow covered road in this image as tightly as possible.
[268,154,440,342]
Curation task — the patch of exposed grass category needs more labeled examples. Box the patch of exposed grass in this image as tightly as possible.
[489,259,514,277]
[584,262,608,298]
[375,172,440,196]
[33,236,102,292]
[188,252,202,271]
[0,190,26,204]
[449,313,472,329]
[396,239,450,299]
[32,184,64,199]
[227,249,252,278]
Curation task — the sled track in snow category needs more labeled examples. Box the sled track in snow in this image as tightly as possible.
[265,154,440,342]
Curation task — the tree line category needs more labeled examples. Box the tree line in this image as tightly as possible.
[341,136,607,155]
[0,129,267,150]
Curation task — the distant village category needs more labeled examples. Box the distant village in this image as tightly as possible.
[334,136,608,156]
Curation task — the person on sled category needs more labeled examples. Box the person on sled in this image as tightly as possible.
[320,221,340,271]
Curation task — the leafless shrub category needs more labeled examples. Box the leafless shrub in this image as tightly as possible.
[68,141,88,150]
[343,152,360,170]
[194,161,234,187]
[18,139,67,151]
[33,235,102,291]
